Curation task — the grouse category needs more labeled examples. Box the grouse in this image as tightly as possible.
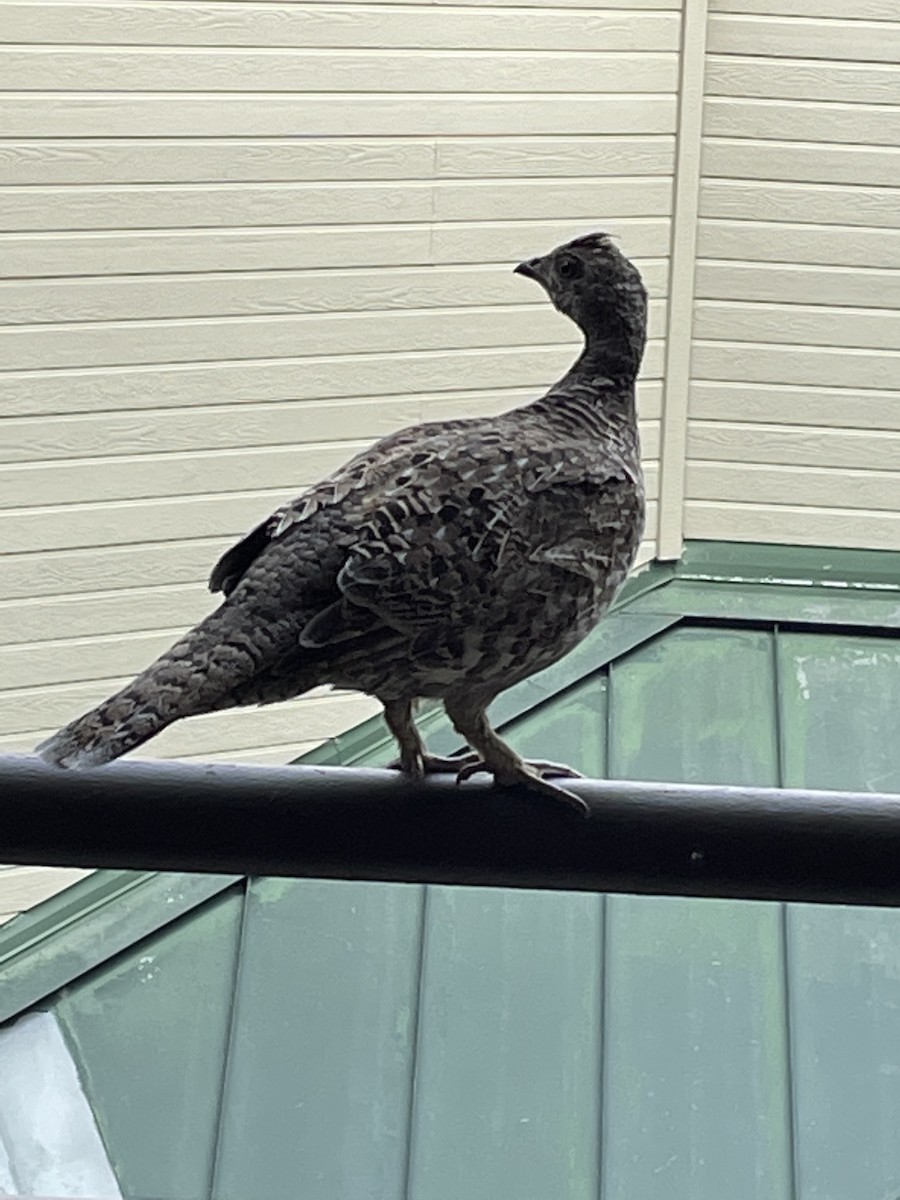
[36,233,647,814]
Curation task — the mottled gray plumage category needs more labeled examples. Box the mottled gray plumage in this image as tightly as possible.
[36,233,647,813]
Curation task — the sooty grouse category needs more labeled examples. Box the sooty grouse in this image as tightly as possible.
[37,233,647,814]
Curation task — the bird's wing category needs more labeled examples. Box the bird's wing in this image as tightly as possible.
[212,416,639,645]
[521,445,644,583]
[299,436,640,647]
[208,422,466,597]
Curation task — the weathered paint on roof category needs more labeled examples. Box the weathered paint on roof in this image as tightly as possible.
[3,543,900,1200]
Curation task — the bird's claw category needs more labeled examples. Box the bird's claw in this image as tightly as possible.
[455,758,583,783]
[387,751,589,816]
[455,758,590,817]
[386,751,481,777]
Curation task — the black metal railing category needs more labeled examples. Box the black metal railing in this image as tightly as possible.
[4,754,900,906]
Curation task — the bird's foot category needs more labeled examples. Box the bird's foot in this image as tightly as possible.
[386,751,480,778]
[456,758,589,817]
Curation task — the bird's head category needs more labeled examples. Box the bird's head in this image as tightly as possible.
[515,232,648,379]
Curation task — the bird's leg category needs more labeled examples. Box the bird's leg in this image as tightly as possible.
[443,696,589,817]
[382,698,479,778]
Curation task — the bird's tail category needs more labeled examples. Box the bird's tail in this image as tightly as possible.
[36,602,269,769]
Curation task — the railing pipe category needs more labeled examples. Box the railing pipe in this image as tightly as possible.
[3,754,899,906]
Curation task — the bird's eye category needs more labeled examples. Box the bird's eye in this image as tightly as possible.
[558,256,582,281]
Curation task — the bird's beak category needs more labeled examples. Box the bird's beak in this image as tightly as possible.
[514,257,543,282]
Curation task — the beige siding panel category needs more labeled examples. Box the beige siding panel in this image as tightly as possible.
[0,138,433,186]
[0,583,213,648]
[0,307,582,371]
[1,342,666,418]
[0,225,435,279]
[0,5,680,49]
[690,382,900,431]
[0,446,368,509]
[143,0,682,8]
[688,422,900,472]
[706,15,900,63]
[1,540,233,602]
[0,867,92,917]
[0,386,664,464]
[0,177,674,233]
[702,139,900,187]
[0,182,437,233]
[431,219,672,263]
[704,99,900,146]
[2,219,672,279]
[697,221,900,268]
[435,136,677,179]
[685,501,900,552]
[0,260,671,324]
[693,302,900,352]
[705,59,900,104]
[0,94,679,139]
[700,180,900,229]
[0,48,679,93]
[0,489,302,555]
[688,462,900,513]
[695,261,900,309]
[0,304,667,371]
[0,136,676,186]
[709,0,899,16]
[692,342,900,390]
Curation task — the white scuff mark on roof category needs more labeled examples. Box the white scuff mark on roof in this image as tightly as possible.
[795,657,811,701]
[0,1011,122,1198]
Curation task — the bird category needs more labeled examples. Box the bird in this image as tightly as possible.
[36,232,647,815]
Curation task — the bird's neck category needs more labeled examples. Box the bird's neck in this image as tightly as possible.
[578,311,646,384]
[530,336,641,450]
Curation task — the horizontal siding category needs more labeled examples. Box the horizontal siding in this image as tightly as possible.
[690,382,900,430]
[1,219,673,278]
[695,261,900,309]
[0,135,677,186]
[707,15,900,62]
[703,140,900,187]
[710,0,899,15]
[2,95,678,138]
[0,305,669,372]
[0,867,91,915]
[0,178,676,233]
[706,60,900,104]
[1,346,665,417]
[0,260,672,325]
[700,180,900,228]
[0,6,680,48]
[0,0,673,843]
[688,0,900,551]
[0,48,680,93]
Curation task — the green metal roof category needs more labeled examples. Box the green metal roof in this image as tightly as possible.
[3,542,900,1200]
